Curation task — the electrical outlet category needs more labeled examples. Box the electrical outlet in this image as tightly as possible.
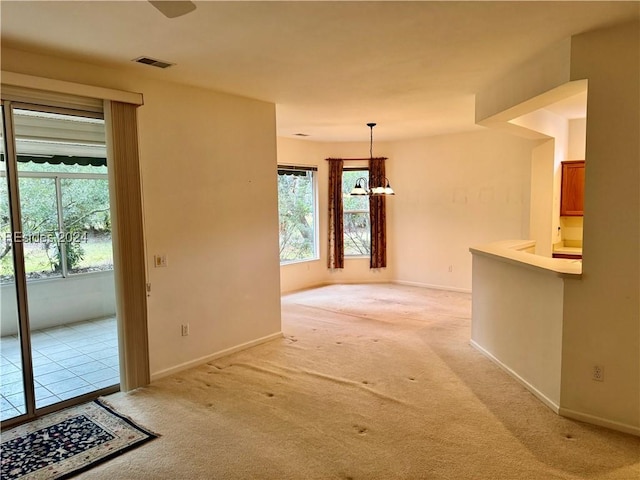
[592,365,604,382]
[181,324,189,337]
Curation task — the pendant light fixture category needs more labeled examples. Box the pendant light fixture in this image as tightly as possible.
[350,123,395,196]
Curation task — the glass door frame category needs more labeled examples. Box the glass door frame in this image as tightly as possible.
[1,99,120,429]
[2,99,37,424]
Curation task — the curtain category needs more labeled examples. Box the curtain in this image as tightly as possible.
[369,157,387,268]
[327,158,344,269]
[105,100,150,391]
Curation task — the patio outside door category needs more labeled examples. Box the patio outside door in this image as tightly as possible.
[1,101,120,426]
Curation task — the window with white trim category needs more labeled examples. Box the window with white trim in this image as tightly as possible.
[342,168,370,256]
[277,165,318,263]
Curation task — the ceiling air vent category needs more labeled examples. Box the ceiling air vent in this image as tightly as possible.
[133,56,175,69]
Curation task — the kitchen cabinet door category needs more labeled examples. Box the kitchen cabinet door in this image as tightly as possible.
[560,161,585,216]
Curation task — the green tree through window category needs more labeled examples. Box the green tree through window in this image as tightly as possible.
[343,169,370,256]
[0,108,113,282]
[278,167,317,263]
[0,166,113,282]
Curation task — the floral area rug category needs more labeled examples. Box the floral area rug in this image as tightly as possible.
[1,399,157,479]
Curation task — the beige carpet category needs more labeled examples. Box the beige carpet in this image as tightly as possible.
[83,284,639,479]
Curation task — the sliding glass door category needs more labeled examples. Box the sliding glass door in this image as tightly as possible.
[1,101,120,425]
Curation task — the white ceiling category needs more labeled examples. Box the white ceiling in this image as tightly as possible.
[1,1,638,142]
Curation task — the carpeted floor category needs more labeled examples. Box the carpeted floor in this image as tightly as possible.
[80,284,640,479]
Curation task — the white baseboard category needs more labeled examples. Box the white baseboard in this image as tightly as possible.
[558,407,640,437]
[470,340,640,437]
[150,332,283,382]
[393,280,472,294]
[280,283,327,295]
[281,280,391,295]
[281,280,471,295]
[324,279,392,286]
[469,339,560,414]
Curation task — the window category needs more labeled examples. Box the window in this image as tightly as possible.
[0,109,113,283]
[343,169,370,256]
[277,166,318,263]
[0,170,113,282]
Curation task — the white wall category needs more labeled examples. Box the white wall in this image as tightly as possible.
[529,140,556,256]
[137,80,281,377]
[471,254,564,409]
[387,130,533,292]
[567,118,586,160]
[476,39,572,125]
[511,108,569,256]
[561,21,640,432]
[2,47,283,378]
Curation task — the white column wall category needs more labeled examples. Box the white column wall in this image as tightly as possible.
[560,21,640,432]
[470,254,564,410]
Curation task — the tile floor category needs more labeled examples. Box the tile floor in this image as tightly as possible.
[0,316,119,421]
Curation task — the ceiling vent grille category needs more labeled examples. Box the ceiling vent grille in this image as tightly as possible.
[133,57,175,69]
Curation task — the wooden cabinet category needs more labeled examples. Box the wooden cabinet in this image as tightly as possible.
[560,161,585,216]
